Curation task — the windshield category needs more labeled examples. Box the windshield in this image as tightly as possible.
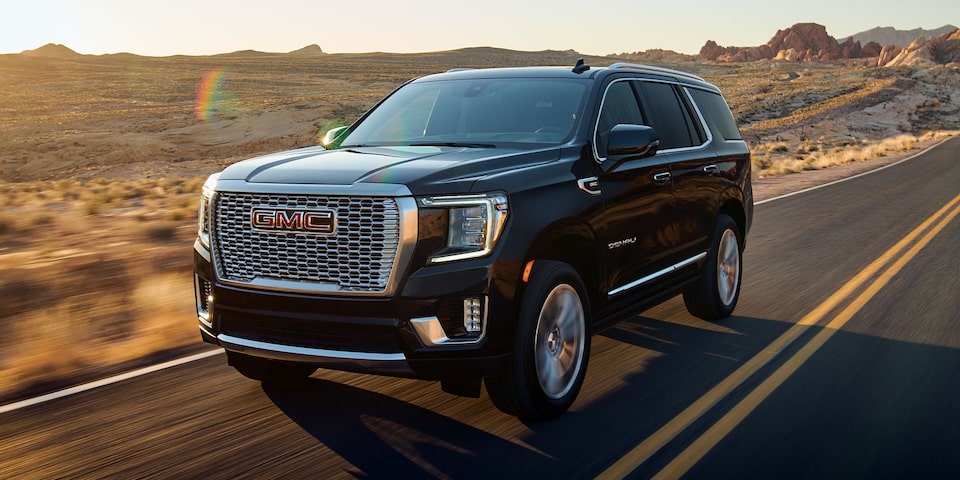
[340,77,588,149]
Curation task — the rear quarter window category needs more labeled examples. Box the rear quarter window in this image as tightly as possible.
[688,88,742,141]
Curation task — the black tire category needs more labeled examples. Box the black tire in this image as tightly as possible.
[227,351,316,383]
[683,214,742,320]
[485,260,591,420]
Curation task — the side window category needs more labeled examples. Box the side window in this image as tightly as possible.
[688,88,742,141]
[595,80,645,158]
[638,82,700,150]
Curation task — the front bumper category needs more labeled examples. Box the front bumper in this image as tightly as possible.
[194,246,517,380]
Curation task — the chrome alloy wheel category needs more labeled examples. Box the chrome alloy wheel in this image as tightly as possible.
[534,284,586,400]
[716,228,741,307]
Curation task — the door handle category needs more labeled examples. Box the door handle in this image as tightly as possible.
[653,172,671,184]
[703,164,720,175]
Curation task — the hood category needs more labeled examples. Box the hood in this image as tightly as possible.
[218,145,560,194]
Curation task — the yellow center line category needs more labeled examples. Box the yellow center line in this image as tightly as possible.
[597,191,960,480]
[653,197,960,479]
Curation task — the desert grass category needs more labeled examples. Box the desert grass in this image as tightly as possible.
[0,178,201,400]
[751,130,959,177]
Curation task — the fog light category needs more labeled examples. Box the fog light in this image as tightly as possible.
[195,275,213,326]
[464,297,483,333]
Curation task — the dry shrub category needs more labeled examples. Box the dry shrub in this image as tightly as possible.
[0,214,13,236]
[0,260,195,397]
[142,221,180,241]
[165,208,194,222]
[754,131,959,177]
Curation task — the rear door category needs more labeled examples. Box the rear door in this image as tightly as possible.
[636,81,717,259]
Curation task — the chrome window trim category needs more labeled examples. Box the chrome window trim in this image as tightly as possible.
[210,182,418,297]
[682,86,714,147]
[607,252,707,297]
[592,78,713,164]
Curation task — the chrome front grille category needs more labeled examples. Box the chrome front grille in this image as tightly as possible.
[213,192,402,294]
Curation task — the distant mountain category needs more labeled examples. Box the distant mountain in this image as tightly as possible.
[289,44,325,55]
[848,25,958,48]
[21,43,81,58]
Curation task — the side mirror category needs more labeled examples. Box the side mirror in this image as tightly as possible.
[321,125,350,150]
[602,124,660,173]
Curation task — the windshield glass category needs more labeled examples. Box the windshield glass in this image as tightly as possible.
[340,77,588,148]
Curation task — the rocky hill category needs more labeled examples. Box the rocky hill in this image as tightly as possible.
[289,44,325,55]
[849,25,958,49]
[701,23,960,67]
[700,23,881,62]
[883,29,960,67]
[19,43,82,58]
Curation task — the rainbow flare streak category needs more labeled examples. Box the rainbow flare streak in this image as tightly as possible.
[195,68,226,122]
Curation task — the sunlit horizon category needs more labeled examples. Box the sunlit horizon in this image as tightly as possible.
[4,0,959,58]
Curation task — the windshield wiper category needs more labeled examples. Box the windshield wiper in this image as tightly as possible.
[408,142,496,149]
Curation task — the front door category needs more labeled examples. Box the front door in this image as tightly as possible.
[593,79,678,298]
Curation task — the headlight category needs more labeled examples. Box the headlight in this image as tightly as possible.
[197,173,219,248]
[420,193,508,264]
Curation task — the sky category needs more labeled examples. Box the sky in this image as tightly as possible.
[2,0,958,57]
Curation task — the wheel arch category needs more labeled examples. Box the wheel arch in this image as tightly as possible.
[520,220,602,315]
[717,188,747,247]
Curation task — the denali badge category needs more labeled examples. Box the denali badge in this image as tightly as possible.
[251,208,336,234]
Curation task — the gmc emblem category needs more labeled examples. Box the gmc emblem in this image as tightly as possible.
[250,208,336,235]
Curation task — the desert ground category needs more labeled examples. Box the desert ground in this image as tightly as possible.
[1,47,958,402]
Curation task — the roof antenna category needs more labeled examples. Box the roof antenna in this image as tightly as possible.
[572,58,590,74]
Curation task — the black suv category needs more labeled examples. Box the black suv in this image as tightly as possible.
[194,61,753,419]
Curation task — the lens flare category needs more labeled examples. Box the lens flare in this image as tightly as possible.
[195,68,227,122]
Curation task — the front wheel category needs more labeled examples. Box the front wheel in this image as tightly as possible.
[683,214,742,320]
[485,261,590,420]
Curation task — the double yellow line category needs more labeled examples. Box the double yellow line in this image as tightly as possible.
[600,192,960,479]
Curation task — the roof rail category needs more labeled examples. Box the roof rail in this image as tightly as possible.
[608,63,706,82]
[446,68,475,73]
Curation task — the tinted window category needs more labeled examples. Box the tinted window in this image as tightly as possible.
[595,80,645,158]
[688,88,742,140]
[638,82,698,150]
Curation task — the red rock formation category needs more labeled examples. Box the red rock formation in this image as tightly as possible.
[839,37,863,59]
[766,23,841,61]
[883,28,960,66]
[927,28,960,64]
[878,45,903,66]
[700,23,891,62]
[861,41,883,57]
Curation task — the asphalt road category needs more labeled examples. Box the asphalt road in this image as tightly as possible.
[3,138,959,479]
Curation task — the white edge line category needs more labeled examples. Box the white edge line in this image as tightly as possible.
[0,349,223,414]
[755,137,953,206]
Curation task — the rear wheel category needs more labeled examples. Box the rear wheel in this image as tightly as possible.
[683,214,742,320]
[485,261,590,420]
[227,351,316,383]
